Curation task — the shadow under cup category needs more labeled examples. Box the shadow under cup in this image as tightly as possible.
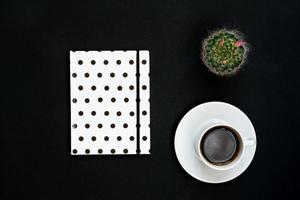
[199,125,244,169]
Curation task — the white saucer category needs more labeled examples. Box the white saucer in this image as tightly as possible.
[174,102,256,183]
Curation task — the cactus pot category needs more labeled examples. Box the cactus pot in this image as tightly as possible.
[201,29,249,76]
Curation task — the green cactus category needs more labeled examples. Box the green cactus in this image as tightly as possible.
[201,29,249,76]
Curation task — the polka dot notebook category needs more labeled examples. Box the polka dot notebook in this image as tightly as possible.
[70,51,150,155]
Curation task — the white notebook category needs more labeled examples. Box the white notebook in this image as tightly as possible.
[70,50,150,155]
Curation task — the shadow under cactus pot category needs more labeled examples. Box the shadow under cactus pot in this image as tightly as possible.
[201,29,249,76]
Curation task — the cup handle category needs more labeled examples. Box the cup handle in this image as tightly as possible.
[243,137,256,146]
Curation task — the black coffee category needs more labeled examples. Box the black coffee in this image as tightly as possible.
[201,126,239,165]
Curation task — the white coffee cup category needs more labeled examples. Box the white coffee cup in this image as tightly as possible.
[194,119,256,171]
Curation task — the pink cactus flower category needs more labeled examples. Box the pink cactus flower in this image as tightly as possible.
[219,39,224,46]
[235,40,246,47]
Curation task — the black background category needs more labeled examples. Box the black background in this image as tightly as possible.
[1,0,300,199]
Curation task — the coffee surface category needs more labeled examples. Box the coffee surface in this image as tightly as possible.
[201,126,238,165]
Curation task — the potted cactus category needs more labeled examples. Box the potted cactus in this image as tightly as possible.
[201,29,249,76]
